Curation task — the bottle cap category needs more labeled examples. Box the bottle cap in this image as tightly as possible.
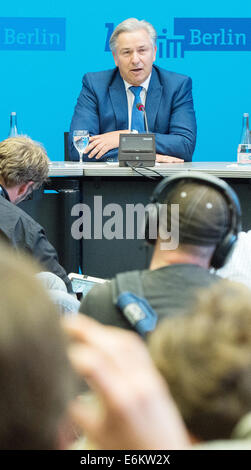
[10,112,16,115]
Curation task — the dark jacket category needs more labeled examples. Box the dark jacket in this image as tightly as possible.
[80,264,220,332]
[0,193,72,292]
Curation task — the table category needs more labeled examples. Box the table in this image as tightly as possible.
[49,161,251,178]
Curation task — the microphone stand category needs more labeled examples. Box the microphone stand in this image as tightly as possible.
[136,103,149,133]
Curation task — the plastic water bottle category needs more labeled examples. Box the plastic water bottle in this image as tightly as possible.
[237,113,251,164]
[8,112,18,137]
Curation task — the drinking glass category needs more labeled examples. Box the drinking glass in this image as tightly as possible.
[73,130,89,163]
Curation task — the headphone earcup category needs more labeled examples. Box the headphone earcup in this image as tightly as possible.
[145,202,160,245]
[210,233,237,269]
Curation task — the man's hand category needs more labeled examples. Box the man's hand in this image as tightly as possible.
[84,133,185,162]
[84,130,130,159]
[62,315,190,450]
[156,154,184,163]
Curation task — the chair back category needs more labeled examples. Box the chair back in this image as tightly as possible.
[64,132,69,161]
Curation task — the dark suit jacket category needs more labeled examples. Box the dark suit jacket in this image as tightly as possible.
[0,195,73,292]
[69,65,197,161]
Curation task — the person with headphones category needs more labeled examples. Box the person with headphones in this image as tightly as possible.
[79,172,241,336]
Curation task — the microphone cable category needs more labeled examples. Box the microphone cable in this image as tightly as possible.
[125,161,157,180]
[143,166,164,178]
[125,161,164,180]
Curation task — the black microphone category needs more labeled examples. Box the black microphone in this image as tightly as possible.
[136,103,149,133]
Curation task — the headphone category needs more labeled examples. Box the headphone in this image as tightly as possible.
[145,171,242,269]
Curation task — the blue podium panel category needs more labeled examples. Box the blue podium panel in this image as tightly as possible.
[0,1,251,162]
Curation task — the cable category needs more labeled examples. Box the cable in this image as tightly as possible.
[141,165,164,178]
[126,162,164,179]
[125,161,157,180]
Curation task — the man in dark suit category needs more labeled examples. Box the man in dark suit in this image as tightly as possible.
[69,18,197,163]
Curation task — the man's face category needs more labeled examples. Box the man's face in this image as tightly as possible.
[113,28,157,86]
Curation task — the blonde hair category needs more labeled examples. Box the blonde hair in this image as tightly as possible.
[0,136,49,189]
[149,281,251,440]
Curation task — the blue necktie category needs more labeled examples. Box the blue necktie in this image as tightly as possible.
[130,86,145,133]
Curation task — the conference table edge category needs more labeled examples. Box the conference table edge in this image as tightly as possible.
[48,162,251,178]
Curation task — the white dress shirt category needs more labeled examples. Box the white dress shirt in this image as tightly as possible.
[123,74,151,131]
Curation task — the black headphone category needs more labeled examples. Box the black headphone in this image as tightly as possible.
[145,171,242,269]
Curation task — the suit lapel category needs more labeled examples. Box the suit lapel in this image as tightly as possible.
[145,66,163,131]
[109,70,128,129]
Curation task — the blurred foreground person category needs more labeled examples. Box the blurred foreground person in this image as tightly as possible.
[0,245,77,449]
[64,305,251,451]
[3,238,249,450]
[149,281,251,444]
[0,242,189,450]
[64,314,190,450]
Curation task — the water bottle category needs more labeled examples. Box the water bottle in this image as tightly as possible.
[237,113,251,164]
[8,112,18,137]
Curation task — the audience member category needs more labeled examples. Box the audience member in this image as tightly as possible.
[0,245,77,449]
[0,244,190,450]
[2,244,250,450]
[217,230,251,290]
[36,272,80,315]
[80,173,241,335]
[148,280,251,442]
[0,136,72,292]
[63,314,190,450]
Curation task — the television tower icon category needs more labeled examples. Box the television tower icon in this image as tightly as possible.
[104,24,186,59]
[157,29,185,59]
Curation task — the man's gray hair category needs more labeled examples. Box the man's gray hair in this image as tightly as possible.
[109,18,157,53]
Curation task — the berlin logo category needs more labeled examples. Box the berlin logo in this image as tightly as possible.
[105,18,251,59]
[0,18,65,50]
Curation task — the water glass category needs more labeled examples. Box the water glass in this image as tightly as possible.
[73,130,89,163]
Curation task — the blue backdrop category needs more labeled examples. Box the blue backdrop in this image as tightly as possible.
[1,1,251,162]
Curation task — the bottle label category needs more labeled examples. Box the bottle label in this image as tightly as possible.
[237,144,251,164]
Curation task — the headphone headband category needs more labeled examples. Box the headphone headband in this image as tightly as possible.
[151,171,240,211]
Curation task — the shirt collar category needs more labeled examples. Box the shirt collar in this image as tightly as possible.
[123,73,152,93]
